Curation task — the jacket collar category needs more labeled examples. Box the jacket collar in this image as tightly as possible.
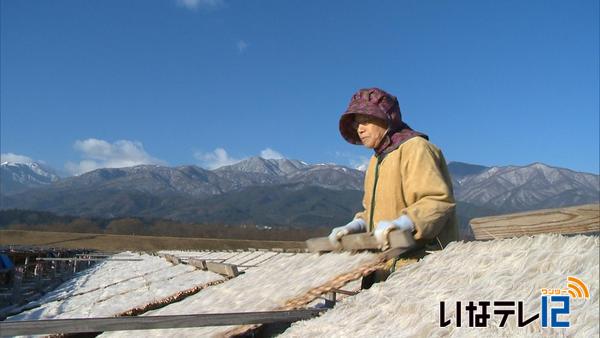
[374,124,429,156]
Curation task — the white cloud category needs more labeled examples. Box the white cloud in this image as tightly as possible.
[176,0,224,10]
[335,151,370,171]
[237,40,248,53]
[195,147,286,169]
[260,148,284,160]
[194,148,242,169]
[66,138,165,175]
[351,156,370,171]
[1,152,34,164]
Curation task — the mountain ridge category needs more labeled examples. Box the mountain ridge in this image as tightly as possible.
[0,162,60,194]
[1,158,598,239]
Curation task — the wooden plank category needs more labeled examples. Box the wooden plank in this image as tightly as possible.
[305,237,332,253]
[323,292,336,308]
[306,230,416,253]
[470,203,600,240]
[205,261,239,277]
[379,246,413,261]
[76,253,112,257]
[10,267,23,304]
[188,258,207,270]
[340,232,378,249]
[330,288,359,296]
[163,254,181,265]
[0,309,324,336]
[35,258,142,262]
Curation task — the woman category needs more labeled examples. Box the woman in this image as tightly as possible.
[329,87,458,253]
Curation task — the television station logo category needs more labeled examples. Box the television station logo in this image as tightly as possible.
[540,276,589,328]
[439,276,590,329]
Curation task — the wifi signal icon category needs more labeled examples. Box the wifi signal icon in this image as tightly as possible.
[566,276,589,299]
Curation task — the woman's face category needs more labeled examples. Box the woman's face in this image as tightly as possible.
[353,115,388,149]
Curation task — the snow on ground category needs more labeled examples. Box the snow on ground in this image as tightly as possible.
[7,252,224,320]
[282,234,599,338]
[101,251,378,337]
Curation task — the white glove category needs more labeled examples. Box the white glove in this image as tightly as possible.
[328,218,366,246]
[374,215,414,250]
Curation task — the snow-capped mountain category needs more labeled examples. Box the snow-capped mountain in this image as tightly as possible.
[0,162,60,194]
[451,162,599,212]
[213,157,364,190]
[216,157,309,177]
[0,157,365,225]
[50,164,225,197]
[211,157,310,188]
[0,159,597,234]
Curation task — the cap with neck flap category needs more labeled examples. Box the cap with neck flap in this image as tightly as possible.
[339,87,428,155]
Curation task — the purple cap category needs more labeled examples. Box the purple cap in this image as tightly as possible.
[339,88,403,145]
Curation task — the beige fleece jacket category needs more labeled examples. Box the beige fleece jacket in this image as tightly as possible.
[355,137,458,248]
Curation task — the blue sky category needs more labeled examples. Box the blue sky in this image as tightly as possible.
[1,0,598,175]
